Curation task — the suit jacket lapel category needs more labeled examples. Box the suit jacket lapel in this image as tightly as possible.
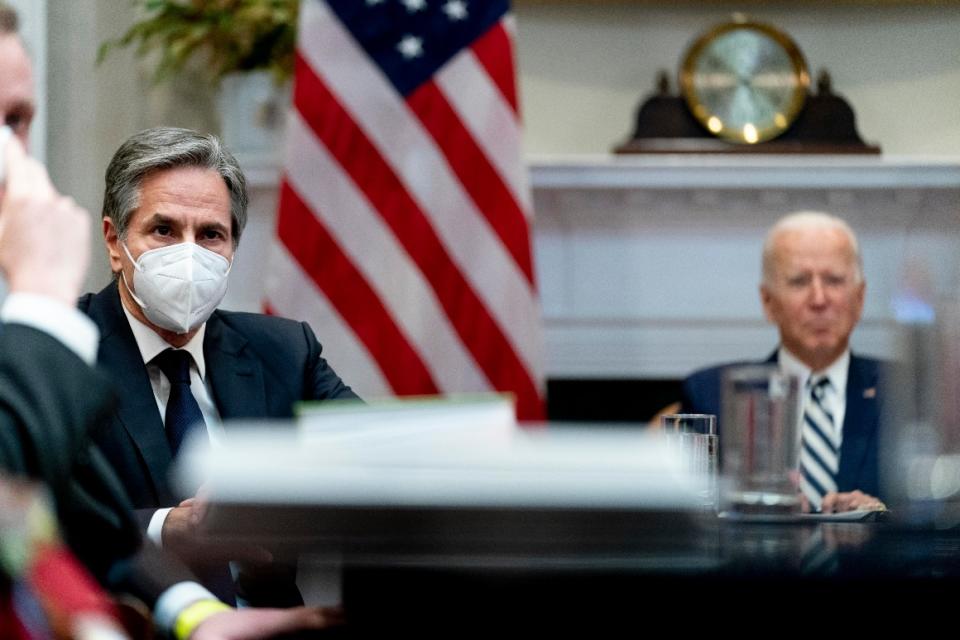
[204,312,267,420]
[90,283,173,501]
[837,355,878,489]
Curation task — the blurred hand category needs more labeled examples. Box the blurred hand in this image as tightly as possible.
[162,494,272,566]
[191,606,345,640]
[0,135,90,304]
[820,490,885,514]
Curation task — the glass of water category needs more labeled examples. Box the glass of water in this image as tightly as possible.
[661,413,718,510]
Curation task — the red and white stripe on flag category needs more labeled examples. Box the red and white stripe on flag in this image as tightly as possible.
[264,0,545,420]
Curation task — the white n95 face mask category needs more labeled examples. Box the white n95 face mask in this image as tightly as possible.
[122,241,232,334]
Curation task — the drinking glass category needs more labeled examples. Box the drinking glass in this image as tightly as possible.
[661,413,718,510]
[720,365,801,515]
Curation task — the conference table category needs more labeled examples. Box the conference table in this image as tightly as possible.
[180,420,960,633]
[202,503,960,632]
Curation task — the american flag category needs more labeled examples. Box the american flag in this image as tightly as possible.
[264,0,545,420]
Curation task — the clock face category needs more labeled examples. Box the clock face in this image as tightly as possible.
[681,20,810,144]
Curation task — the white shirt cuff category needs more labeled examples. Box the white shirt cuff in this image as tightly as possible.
[147,507,173,547]
[153,582,222,636]
[0,292,99,365]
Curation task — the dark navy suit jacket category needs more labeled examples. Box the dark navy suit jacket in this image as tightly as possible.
[78,282,359,511]
[680,351,884,499]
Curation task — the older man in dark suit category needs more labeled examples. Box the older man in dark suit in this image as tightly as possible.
[678,211,885,514]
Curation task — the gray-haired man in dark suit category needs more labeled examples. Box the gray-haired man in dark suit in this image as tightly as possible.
[680,211,886,514]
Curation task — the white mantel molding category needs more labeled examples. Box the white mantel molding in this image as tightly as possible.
[243,154,960,192]
[528,155,960,191]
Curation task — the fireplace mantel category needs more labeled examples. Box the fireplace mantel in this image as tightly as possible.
[229,154,960,380]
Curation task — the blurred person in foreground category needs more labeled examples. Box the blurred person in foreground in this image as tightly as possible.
[676,211,886,514]
[0,3,340,636]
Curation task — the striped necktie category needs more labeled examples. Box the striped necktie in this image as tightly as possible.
[799,376,839,511]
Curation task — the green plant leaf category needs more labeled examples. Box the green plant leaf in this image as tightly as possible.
[97,0,299,84]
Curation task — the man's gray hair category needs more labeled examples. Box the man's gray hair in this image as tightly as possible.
[103,127,248,245]
[761,211,864,286]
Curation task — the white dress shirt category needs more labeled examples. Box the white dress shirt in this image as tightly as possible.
[1,292,99,364]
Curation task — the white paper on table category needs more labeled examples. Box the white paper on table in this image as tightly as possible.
[175,418,706,512]
[294,393,516,454]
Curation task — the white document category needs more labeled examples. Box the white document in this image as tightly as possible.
[176,398,704,511]
[295,393,516,454]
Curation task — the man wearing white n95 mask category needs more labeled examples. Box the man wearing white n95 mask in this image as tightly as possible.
[79,126,358,607]
[101,128,238,342]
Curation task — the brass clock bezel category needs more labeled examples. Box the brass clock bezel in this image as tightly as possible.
[680,18,811,145]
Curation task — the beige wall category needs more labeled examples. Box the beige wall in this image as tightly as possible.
[47,1,219,292]
[41,2,960,291]
[514,3,960,156]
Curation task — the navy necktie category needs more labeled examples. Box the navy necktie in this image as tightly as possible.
[154,350,235,603]
[153,349,206,456]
